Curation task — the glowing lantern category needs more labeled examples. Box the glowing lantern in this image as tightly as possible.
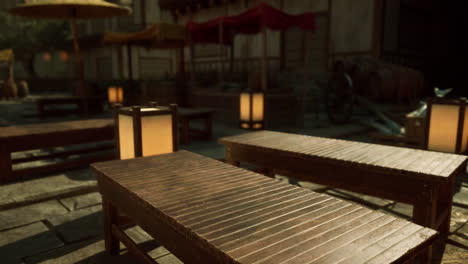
[114,103,178,160]
[42,52,51,62]
[59,51,69,62]
[108,86,124,104]
[425,98,468,154]
[239,90,264,130]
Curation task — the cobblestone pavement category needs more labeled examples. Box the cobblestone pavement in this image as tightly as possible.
[1,98,467,263]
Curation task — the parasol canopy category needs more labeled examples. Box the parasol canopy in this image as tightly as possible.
[0,49,14,62]
[8,0,130,98]
[103,23,186,49]
[187,2,316,44]
[8,0,130,19]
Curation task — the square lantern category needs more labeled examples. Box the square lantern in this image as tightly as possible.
[425,97,468,154]
[239,91,264,130]
[114,103,178,160]
[108,86,124,104]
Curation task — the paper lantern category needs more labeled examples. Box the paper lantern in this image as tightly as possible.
[108,86,124,104]
[114,103,178,160]
[42,52,51,62]
[425,98,468,154]
[59,51,69,62]
[239,91,264,130]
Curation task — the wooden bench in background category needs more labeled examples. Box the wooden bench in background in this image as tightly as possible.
[0,118,115,184]
[92,150,437,264]
[219,130,468,263]
[178,107,214,144]
[36,96,104,119]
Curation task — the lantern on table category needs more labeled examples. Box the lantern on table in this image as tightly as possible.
[239,90,264,130]
[425,97,468,154]
[108,86,124,104]
[114,102,178,160]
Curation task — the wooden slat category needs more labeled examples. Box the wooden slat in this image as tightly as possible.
[93,150,438,264]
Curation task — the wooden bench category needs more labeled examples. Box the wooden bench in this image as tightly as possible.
[0,118,115,184]
[36,96,104,119]
[219,130,468,263]
[178,107,214,144]
[92,150,437,264]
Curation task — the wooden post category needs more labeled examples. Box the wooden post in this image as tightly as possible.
[170,104,179,151]
[103,198,120,255]
[127,44,134,93]
[219,20,224,84]
[0,144,12,184]
[230,40,235,76]
[188,31,195,84]
[261,23,268,91]
[132,106,142,157]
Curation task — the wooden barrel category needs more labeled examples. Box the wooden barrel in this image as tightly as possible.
[17,80,29,98]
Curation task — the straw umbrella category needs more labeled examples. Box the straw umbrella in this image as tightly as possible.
[8,0,130,99]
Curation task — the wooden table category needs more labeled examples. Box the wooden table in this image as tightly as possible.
[178,107,214,144]
[92,150,437,264]
[219,130,468,263]
[0,118,114,183]
[36,96,104,119]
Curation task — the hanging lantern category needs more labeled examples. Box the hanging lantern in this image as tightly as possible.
[425,97,468,154]
[239,90,264,130]
[42,52,51,62]
[114,103,178,160]
[108,86,124,104]
[59,51,69,62]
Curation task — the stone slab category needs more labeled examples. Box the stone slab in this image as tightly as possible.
[0,200,68,231]
[23,238,134,264]
[378,202,413,220]
[60,192,102,211]
[0,169,97,211]
[0,222,63,264]
[47,205,102,243]
[154,253,183,264]
[124,226,170,259]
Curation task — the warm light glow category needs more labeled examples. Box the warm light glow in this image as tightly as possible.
[117,87,124,103]
[42,52,51,62]
[141,114,173,156]
[118,114,135,159]
[240,92,250,121]
[108,86,124,103]
[253,123,263,129]
[252,93,264,121]
[108,86,118,103]
[59,51,69,62]
[241,123,249,129]
[428,104,459,153]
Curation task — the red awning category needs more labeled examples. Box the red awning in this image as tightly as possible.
[186,2,316,44]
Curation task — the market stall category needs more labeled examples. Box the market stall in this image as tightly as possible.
[102,22,186,104]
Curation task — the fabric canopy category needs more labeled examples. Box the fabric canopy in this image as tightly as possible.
[103,23,185,49]
[187,2,315,44]
[0,49,14,62]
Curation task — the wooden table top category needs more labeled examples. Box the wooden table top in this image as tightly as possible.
[219,130,468,182]
[0,118,114,140]
[92,150,437,264]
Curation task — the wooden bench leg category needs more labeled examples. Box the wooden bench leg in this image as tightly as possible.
[103,198,120,255]
[225,147,240,167]
[0,145,12,184]
[412,184,438,264]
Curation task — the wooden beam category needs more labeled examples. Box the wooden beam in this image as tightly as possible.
[261,23,268,91]
[372,0,385,58]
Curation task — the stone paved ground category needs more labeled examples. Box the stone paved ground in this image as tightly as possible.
[0,98,467,263]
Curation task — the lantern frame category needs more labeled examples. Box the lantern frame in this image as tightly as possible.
[425,97,468,154]
[113,102,179,159]
[239,90,265,130]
